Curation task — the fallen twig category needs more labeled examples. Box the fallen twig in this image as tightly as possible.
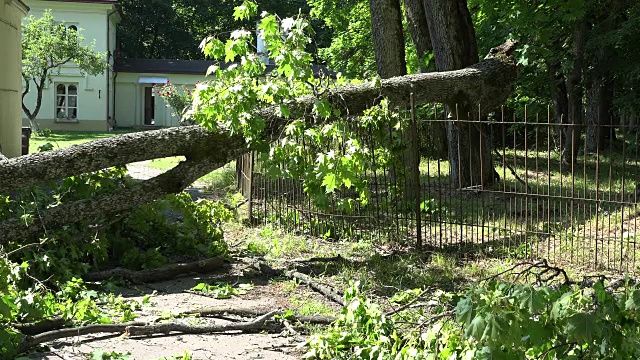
[385,288,432,316]
[289,255,347,264]
[18,307,336,353]
[83,257,226,284]
[125,310,280,337]
[285,270,345,307]
[179,306,337,325]
[20,321,146,352]
[12,316,65,336]
[252,260,345,307]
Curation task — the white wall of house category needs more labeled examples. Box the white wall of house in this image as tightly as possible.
[21,0,119,132]
[0,0,28,157]
[115,72,205,128]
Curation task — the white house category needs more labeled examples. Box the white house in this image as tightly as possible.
[22,0,214,131]
[1,0,29,157]
[113,58,211,128]
[21,1,332,133]
[22,0,120,131]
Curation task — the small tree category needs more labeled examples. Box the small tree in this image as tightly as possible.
[154,81,195,125]
[22,10,107,130]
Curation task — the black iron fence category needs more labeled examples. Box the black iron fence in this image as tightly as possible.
[238,101,640,273]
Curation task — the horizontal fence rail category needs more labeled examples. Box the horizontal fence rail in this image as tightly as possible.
[238,101,640,273]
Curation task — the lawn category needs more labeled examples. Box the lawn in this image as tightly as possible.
[29,130,134,153]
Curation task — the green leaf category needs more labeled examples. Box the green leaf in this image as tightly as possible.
[233,1,257,21]
[625,289,640,311]
[482,314,507,344]
[314,99,332,119]
[515,285,546,313]
[322,173,337,193]
[465,315,486,340]
[191,283,207,291]
[279,105,290,118]
[566,313,600,344]
[456,297,474,325]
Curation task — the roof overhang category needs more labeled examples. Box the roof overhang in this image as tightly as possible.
[138,77,169,84]
[7,0,30,15]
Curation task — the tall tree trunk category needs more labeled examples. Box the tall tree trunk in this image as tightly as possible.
[586,76,614,153]
[404,0,448,159]
[369,0,421,203]
[562,19,588,167]
[369,0,406,78]
[423,0,496,188]
[546,60,568,150]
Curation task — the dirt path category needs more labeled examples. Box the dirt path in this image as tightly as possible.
[26,261,340,360]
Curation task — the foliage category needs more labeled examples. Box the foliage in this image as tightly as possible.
[1,166,232,278]
[90,349,131,360]
[307,0,375,78]
[307,275,640,359]
[0,256,147,357]
[190,282,254,299]
[304,282,399,359]
[0,162,232,356]
[22,10,107,123]
[116,0,328,61]
[470,0,640,114]
[192,2,407,212]
[154,81,196,125]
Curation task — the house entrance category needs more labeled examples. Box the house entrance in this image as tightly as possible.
[144,87,155,125]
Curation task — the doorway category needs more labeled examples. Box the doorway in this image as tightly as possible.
[144,87,155,125]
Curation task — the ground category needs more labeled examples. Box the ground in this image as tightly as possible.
[28,263,312,359]
[20,216,528,359]
[18,130,631,359]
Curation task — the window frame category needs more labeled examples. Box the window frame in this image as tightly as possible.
[55,83,79,121]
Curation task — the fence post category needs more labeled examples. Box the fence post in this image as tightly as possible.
[248,152,254,225]
[410,93,422,250]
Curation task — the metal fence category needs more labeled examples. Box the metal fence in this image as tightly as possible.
[238,100,640,273]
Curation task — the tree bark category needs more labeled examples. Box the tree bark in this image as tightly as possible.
[0,44,518,241]
[369,0,423,204]
[562,19,588,167]
[404,0,432,71]
[586,76,614,153]
[545,59,568,150]
[423,0,497,188]
[369,0,407,79]
[404,0,448,159]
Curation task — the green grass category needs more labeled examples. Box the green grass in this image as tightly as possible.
[243,225,322,258]
[290,293,336,316]
[201,161,237,189]
[29,130,133,153]
[146,156,185,171]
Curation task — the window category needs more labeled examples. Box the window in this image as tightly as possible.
[56,83,78,120]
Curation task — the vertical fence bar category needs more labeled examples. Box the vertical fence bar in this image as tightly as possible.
[409,93,422,250]
[248,152,254,225]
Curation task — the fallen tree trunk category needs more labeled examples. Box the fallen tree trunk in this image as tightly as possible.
[0,41,518,241]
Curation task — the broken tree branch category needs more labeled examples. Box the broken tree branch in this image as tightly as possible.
[125,310,280,337]
[12,317,65,336]
[83,257,226,284]
[0,40,517,195]
[179,306,337,325]
[0,154,240,242]
[20,321,146,352]
[285,270,345,307]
